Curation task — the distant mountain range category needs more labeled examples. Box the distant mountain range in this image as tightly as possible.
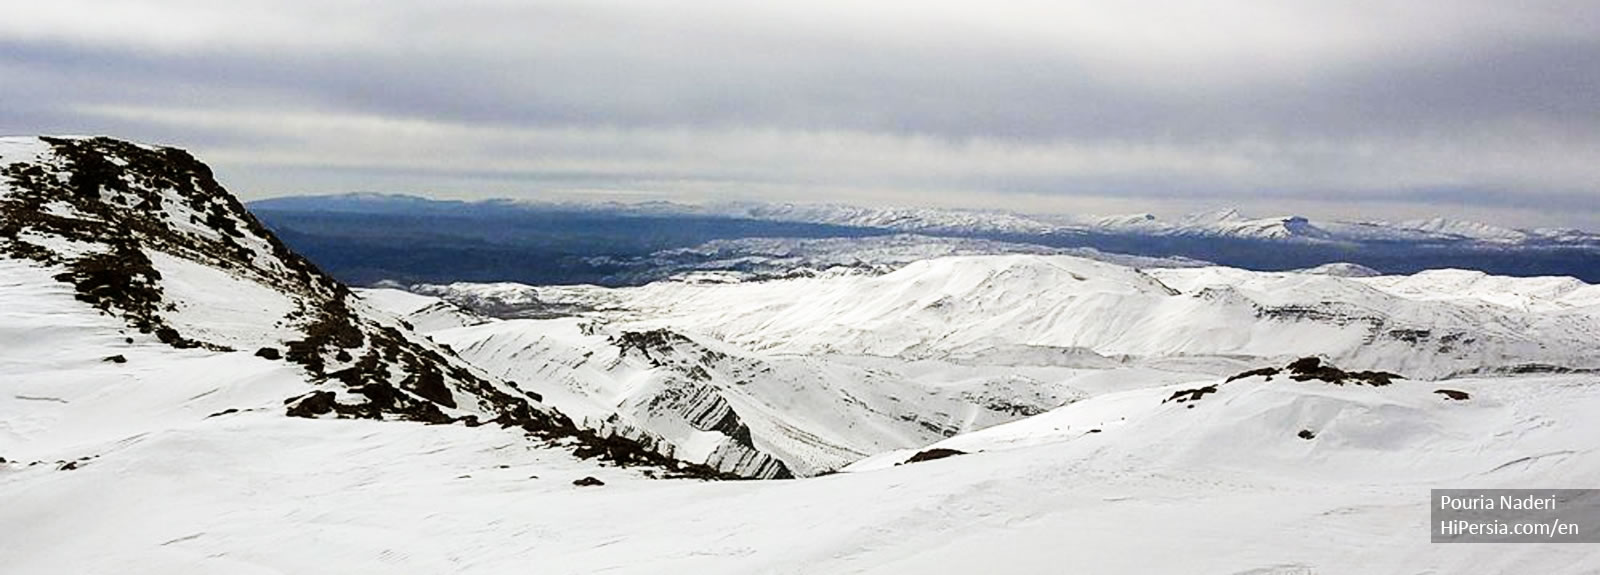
[254,193,1600,247]
[249,193,1600,283]
[713,202,1600,247]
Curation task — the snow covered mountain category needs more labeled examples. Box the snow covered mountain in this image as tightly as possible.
[250,192,1600,285]
[0,136,738,479]
[727,202,1600,247]
[259,192,1600,249]
[588,233,1207,285]
[8,138,1600,573]
[508,197,1583,248]
[371,252,1600,479]
[473,255,1600,377]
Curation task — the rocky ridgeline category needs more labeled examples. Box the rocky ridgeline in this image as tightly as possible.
[0,136,742,480]
[609,329,794,479]
[1163,356,1407,406]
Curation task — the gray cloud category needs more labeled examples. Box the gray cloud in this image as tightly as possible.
[3,0,1599,228]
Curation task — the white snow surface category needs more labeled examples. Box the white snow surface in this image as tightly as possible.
[8,248,1600,572]
[691,201,1600,246]
[381,254,1600,482]
[6,272,1599,575]
[429,255,1600,379]
[7,138,1600,573]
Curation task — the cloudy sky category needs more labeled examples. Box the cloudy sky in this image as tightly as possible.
[5,0,1600,227]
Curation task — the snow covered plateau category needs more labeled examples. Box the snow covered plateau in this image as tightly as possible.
[4,136,1600,574]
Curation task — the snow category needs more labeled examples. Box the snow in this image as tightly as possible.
[378,253,1600,482]
[7,137,1600,573]
[5,366,1599,573]
[151,250,302,348]
[607,233,1207,284]
[355,288,441,316]
[457,255,1600,378]
[2,248,1597,572]
[0,258,305,459]
[1359,269,1600,313]
[0,137,49,166]
[1399,217,1529,243]
[1297,262,1383,277]
[699,201,1600,247]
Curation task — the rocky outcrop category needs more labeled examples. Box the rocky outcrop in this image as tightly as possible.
[0,136,740,480]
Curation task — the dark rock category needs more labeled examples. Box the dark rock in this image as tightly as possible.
[58,461,78,471]
[1164,384,1218,403]
[1088,428,1102,433]
[401,364,456,408]
[102,354,126,364]
[1226,367,1280,382]
[1298,429,1316,440]
[285,391,337,418]
[903,448,966,464]
[1350,371,1402,386]
[1434,389,1471,401]
[2,137,782,483]
[207,408,239,418]
[1387,328,1431,343]
[353,382,399,409]
[572,476,605,487]
[1285,357,1401,386]
[1286,356,1323,373]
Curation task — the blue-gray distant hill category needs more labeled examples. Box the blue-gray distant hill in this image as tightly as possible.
[248,194,1600,286]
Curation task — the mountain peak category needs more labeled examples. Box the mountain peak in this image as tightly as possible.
[1,136,745,477]
[1396,216,1527,242]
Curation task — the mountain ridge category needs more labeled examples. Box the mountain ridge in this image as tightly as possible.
[0,135,749,478]
[252,192,1600,247]
[249,193,1600,284]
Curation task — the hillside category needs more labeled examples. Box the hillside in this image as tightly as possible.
[372,252,1600,479]
[5,138,1600,573]
[421,255,1600,378]
[0,136,736,478]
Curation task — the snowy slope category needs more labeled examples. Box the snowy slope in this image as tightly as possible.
[0,136,552,425]
[360,288,1140,476]
[699,200,1600,247]
[388,254,1600,479]
[590,233,1208,285]
[1296,261,1383,277]
[4,364,1597,574]
[430,255,1600,379]
[0,136,743,481]
[8,138,1600,573]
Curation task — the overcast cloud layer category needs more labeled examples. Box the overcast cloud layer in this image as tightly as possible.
[4,0,1600,227]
